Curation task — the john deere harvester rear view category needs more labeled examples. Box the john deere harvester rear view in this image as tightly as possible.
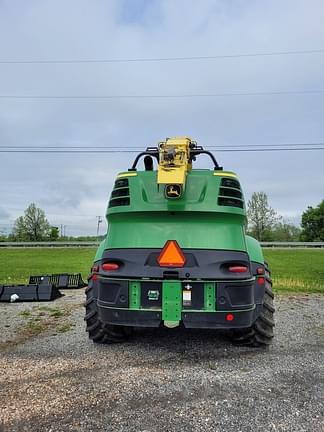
[85,137,275,347]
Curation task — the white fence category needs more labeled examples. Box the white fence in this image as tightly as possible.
[0,241,324,248]
[0,241,99,248]
[260,242,324,248]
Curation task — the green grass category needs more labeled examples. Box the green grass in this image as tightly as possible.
[0,248,95,284]
[37,306,67,318]
[57,322,75,333]
[0,247,323,295]
[264,249,324,294]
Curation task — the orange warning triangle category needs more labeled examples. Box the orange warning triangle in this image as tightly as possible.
[157,240,186,267]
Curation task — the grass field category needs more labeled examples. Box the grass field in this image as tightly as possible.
[0,248,323,294]
[263,249,324,294]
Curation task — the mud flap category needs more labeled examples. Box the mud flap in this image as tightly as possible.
[0,284,62,302]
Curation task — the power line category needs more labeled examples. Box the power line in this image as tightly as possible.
[206,143,324,148]
[1,147,324,153]
[1,48,324,64]
[204,147,324,152]
[0,142,324,149]
[0,90,323,99]
[0,150,135,153]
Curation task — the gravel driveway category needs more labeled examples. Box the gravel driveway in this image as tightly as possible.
[0,292,323,432]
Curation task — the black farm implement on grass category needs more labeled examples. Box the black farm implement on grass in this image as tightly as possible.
[29,273,86,289]
[0,273,86,302]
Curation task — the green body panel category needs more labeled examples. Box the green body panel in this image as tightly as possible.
[245,235,264,264]
[162,281,181,324]
[94,239,106,262]
[129,281,140,309]
[99,169,249,253]
[106,212,246,250]
[204,282,216,311]
[108,170,244,215]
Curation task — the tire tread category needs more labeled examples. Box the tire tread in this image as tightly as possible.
[231,264,275,347]
[84,283,131,344]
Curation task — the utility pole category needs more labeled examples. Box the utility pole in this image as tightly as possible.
[96,216,103,239]
[60,224,67,237]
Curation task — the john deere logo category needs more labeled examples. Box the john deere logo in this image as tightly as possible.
[165,184,182,199]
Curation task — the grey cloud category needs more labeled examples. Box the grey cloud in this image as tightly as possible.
[0,0,324,234]
[0,207,10,220]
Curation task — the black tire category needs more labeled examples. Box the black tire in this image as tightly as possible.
[231,264,275,347]
[84,282,132,343]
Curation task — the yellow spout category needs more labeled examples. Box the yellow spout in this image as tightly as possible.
[157,136,192,186]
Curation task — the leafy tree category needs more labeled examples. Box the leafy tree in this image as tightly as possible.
[271,222,301,241]
[247,192,280,241]
[0,231,7,241]
[49,226,59,241]
[300,200,324,241]
[12,203,51,241]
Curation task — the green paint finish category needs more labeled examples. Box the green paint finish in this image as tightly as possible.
[93,167,266,275]
[108,170,245,215]
[94,239,106,262]
[162,281,181,322]
[99,169,248,253]
[129,281,140,309]
[105,212,246,251]
[245,235,264,264]
[204,282,216,311]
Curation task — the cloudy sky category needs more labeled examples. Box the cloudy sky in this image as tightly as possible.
[0,0,323,236]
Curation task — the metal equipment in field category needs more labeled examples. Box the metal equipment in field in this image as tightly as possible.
[29,273,86,289]
[0,273,86,302]
[0,282,61,302]
[85,137,275,346]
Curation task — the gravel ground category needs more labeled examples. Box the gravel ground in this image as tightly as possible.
[0,292,323,432]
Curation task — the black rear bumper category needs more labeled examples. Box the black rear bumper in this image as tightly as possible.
[97,305,259,329]
[94,275,265,329]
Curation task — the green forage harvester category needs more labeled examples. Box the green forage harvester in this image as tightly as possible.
[84,137,275,347]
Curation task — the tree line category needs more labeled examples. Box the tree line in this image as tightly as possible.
[0,203,103,242]
[0,196,323,242]
[247,192,324,241]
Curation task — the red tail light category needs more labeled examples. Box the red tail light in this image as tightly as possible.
[226,313,234,322]
[258,277,265,285]
[102,262,120,271]
[228,265,248,273]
